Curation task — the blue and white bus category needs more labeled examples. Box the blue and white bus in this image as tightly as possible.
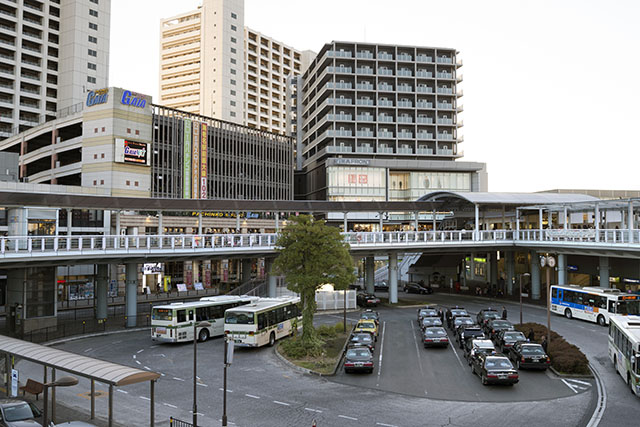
[550,285,640,326]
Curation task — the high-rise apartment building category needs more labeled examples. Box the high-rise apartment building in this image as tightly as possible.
[289,41,487,202]
[159,0,314,135]
[0,0,110,138]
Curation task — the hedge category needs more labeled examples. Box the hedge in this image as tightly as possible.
[515,322,590,375]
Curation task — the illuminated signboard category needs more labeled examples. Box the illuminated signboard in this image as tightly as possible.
[200,123,207,199]
[86,88,109,107]
[121,90,147,108]
[183,119,191,198]
[114,139,149,166]
[192,123,200,199]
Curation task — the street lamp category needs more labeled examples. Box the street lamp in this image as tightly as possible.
[519,273,530,325]
[540,255,556,348]
[43,375,78,426]
[192,319,211,427]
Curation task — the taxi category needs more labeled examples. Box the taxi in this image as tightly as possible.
[354,319,379,340]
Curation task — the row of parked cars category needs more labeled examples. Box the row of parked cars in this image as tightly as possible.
[344,310,380,374]
[417,306,551,386]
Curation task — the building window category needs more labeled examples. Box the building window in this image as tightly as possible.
[135,130,139,135]
[88,35,97,44]
[134,181,139,187]
[93,180,97,186]
[230,90,236,96]
[89,9,98,17]
[230,47,236,54]
[94,128,98,133]
[230,111,236,117]
[101,127,105,132]
[230,68,236,75]
[87,76,96,83]
[100,179,104,185]
[231,37,236,44]
[87,62,96,70]
[89,22,98,30]
[126,180,130,186]
[231,24,237,31]
[230,79,236,85]
[127,128,131,134]
[93,154,97,159]
[230,58,236,65]
[101,153,104,158]
[230,100,236,106]
[231,12,237,19]
[88,49,97,57]
[90,0,98,4]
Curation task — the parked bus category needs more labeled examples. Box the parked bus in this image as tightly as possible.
[608,315,640,396]
[224,296,301,347]
[151,295,258,343]
[550,284,640,326]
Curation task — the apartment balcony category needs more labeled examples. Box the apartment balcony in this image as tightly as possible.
[416,86,432,93]
[327,113,352,121]
[457,75,463,83]
[456,120,464,128]
[21,44,42,55]
[417,132,433,140]
[397,70,412,77]
[398,131,413,139]
[327,145,353,153]
[378,115,393,122]
[437,118,453,125]
[416,71,433,78]
[356,83,374,90]
[456,90,464,98]
[327,82,352,89]
[416,55,432,63]
[416,117,432,124]
[377,53,393,60]
[356,67,374,75]
[378,145,394,153]
[378,131,394,138]
[328,66,352,74]
[356,114,374,122]
[397,54,412,61]
[0,9,16,20]
[356,130,374,137]
[327,97,353,105]
[397,116,413,124]
[437,103,454,110]
[356,52,374,59]
[456,59,463,67]
[437,87,453,95]
[417,147,433,155]
[356,144,374,153]
[438,148,454,156]
[437,57,453,64]
[327,50,352,58]
[456,105,464,113]
[0,39,15,48]
[437,133,454,141]
[417,101,433,109]
[0,51,14,62]
[377,68,393,76]
[437,72,453,79]
[0,22,15,34]
[397,101,412,108]
[356,98,374,106]
[328,129,353,137]
[398,146,413,154]
[378,100,393,107]
[397,85,412,93]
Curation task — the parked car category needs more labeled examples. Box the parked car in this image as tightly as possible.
[494,330,527,352]
[423,327,449,348]
[360,309,379,325]
[476,309,501,327]
[507,342,551,370]
[417,307,439,323]
[354,319,378,339]
[0,399,41,427]
[356,292,380,307]
[464,339,496,364]
[455,325,485,348]
[344,348,374,374]
[471,354,519,386]
[374,281,389,292]
[403,282,432,294]
[420,316,443,330]
[484,319,514,341]
[452,316,475,330]
[349,332,375,352]
[445,307,469,329]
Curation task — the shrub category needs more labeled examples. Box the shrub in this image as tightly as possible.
[515,322,590,375]
[280,336,323,358]
[316,324,338,338]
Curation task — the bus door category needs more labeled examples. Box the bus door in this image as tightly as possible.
[609,300,616,314]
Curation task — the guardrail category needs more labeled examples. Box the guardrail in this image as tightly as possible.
[169,417,193,427]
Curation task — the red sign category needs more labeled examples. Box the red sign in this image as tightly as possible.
[348,174,357,184]
[358,174,368,184]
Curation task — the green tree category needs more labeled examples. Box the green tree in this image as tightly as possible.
[274,215,356,351]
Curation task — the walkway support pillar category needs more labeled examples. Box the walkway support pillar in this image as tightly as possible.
[389,253,398,304]
[66,208,72,235]
[538,208,543,240]
[267,259,277,298]
[379,212,384,232]
[275,213,279,233]
[595,203,600,242]
[474,204,479,240]
[115,211,121,248]
[96,264,108,320]
[515,209,520,239]
[557,254,567,286]
[157,212,163,248]
[563,207,568,230]
[629,201,634,244]
[365,256,375,294]
[489,252,498,287]
[506,251,515,296]
[531,250,541,300]
[414,211,419,231]
[125,263,138,327]
[343,212,348,232]
[599,257,610,288]
[241,258,252,284]
[198,212,203,235]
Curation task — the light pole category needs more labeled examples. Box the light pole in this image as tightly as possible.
[540,255,556,347]
[192,319,211,427]
[222,335,234,427]
[43,376,78,427]
[519,273,530,325]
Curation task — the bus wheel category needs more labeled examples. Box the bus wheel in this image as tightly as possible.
[614,355,618,374]
[269,332,276,347]
[564,308,572,319]
[597,315,606,326]
[198,329,209,342]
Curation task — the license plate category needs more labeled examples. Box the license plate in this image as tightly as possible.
[235,334,246,339]
[498,374,507,379]
[532,356,542,360]
[355,362,363,367]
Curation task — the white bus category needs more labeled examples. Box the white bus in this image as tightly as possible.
[609,315,640,396]
[550,285,640,326]
[224,297,301,347]
[151,295,258,343]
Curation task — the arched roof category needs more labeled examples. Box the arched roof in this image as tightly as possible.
[418,191,599,207]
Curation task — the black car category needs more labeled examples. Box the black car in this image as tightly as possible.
[403,282,432,294]
[423,327,449,348]
[417,308,439,323]
[476,309,501,327]
[495,330,527,352]
[445,307,469,328]
[485,319,514,340]
[508,342,551,370]
[344,348,374,373]
[456,325,485,348]
[349,332,375,352]
[356,292,380,307]
[374,281,389,292]
[471,354,519,385]
[420,316,443,330]
[360,309,380,325]
[452,316,475,330]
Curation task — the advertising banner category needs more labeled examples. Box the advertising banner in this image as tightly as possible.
[192,123,200,199]
[183,119,192,198]
[123,140,148,165]
[200,123,208,199]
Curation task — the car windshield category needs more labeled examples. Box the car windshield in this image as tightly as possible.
[347,349,371,358]
[424,310,438,316]
[452,310,467,316]
[419,310,429,316]
[225,311,254,324]
[504,332,525,340]
[485,358,513,370]
[456,318,474,325]
[352,334,372,342]
[361,313,377,320]
[3,403,34,422]
[426,328,446,336]
[358,322,375,329]
[522,345,545,355]
[423,318,439,325]
[484,312,500,319]
[492,321,511,328]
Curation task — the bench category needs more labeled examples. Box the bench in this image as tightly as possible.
[19,379,44,400]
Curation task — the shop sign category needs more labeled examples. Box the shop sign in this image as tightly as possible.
[143,263,162,274]
[200,123,208,199]
[176,283,187,292]
[567,265,578,272]
[623,278,640,284]
[86,88,109,107]
[192,123,200,199]
[121,90,147,108]
[334,158,370,166]
[123,139,148,165]
[183,119,192,198]
[190,211,259,219]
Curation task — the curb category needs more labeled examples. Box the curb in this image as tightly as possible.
[330,323,356,376]
[549,365,594,379]
[45,326,150,346]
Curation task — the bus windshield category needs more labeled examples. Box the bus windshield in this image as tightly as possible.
[617,300,640,315]
[225,311,254,325]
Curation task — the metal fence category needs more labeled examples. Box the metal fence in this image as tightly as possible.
[169,417,193,427]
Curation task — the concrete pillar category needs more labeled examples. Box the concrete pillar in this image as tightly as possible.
[595,203,600,242]
[563,207,568,230]
[198,213,203,235]
[158,212,163,248]
[389,253,398,304]
[629,201,634,244]
[506,251,515,296]
[66,208,72,236]
[515,209,520,239]
[236,211,240,232]
[432,209,436,231]
[365,256,375,294]
[193,261,200,284]
[125,263,138,328]
[414,211,419,231]
[275,213,279,233]
[241,259,252,284]
[378,212,383,232]
[489,252,498,286]
[115,211,121,249]
[599,257,609,289]
[557,253,567,286]
[266,259,277,298]
[96,264,108,320]
[538,208,543,240]
[474,204,479,239]
[530,250,541,300]
[343,212,348,232]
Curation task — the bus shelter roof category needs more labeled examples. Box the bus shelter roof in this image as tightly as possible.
[0,335,160,386]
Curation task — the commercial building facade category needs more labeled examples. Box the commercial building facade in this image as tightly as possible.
[0,0,110,138]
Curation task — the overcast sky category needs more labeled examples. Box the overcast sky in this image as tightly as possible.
[109,0,640,193]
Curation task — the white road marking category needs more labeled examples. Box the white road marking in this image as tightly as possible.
[83,348,92,353]
[112,340,122,344]
[566,378,591,386]
[273,400,290,406]
[587,365,607,427]
[137,349,144,354]
[376,321,386,387]
[139,396,150,401]
[116,390,128,394]
[143,366,151,371]
[219,388,233,392]
[449,337,464,368]
[338,415,358,421]
[132,355,136,359]
[150,345,158,349]
[410,320,425,379]
[173,377,185,382]
[561,379,579,394]
[245,394,260,399]
[376,423,397,427]
[197,383,208,387]
[160,373,166,377]
[304,408,322,413]
[135,360,141,365]
[163,403,177,409]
